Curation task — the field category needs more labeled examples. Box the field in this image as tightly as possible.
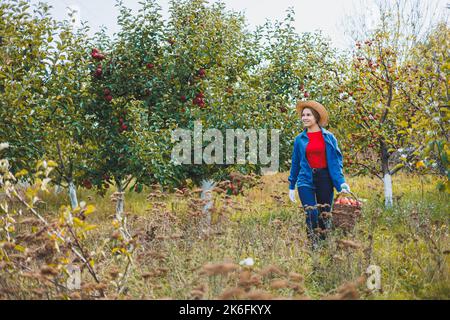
[1,171,448,300]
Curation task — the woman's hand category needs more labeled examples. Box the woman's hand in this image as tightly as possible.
[289,189,297,203]
[340,183,351,193]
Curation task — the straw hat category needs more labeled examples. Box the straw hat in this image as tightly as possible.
[296,100,329,127]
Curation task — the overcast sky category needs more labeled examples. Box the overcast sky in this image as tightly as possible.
[29,0,449,51]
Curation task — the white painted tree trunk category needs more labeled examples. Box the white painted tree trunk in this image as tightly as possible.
[54,184,63,194]
[115,185,124,220]
[383,173,393,208]
[17,180,31,190]
[201,179,216,228]
[68,181,78,210]
[114,184,132,247]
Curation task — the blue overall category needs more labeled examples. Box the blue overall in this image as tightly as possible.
[288,126,346,244]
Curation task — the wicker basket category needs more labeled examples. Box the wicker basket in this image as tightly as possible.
[330,191,363,232]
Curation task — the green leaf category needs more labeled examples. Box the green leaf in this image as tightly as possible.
[391,163,404,172]
[15,169,28,178]
[84,224,97,232]
[14,245,26,252]
[84,205,96,216]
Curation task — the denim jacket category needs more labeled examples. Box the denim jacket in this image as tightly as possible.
[288,126,346,192]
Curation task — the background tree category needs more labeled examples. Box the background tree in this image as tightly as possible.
[338,0,447,207]
[0,1,56,173]
[81,0,169,232]
[0,1,99,210]
[401,22,449,192]
[42,11,97,209]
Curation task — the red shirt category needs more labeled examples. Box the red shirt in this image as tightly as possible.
[306,130,327,168]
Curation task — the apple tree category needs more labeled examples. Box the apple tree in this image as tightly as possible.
[399,22,449,192]
[338,0,447,207]
[0,1,56,174]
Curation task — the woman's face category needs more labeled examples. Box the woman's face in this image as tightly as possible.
[301,108,317,127]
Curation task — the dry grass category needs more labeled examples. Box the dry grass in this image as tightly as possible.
[0,171,449,300]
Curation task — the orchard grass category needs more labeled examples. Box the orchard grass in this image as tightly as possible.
[2,172,448,300]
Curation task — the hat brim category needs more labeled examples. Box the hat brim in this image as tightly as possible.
[296,101,329,127]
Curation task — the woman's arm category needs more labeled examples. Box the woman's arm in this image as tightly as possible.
[333,135,344,170]
[288,138,300,190]
[331,134,346,188]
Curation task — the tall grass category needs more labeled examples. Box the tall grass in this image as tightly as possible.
[1,172,448,299]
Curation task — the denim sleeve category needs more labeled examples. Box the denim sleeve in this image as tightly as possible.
[288,138,300,190]
[332,135,346,187]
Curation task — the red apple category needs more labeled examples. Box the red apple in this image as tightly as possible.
[146,63,154,69]
[105,95,112,102]
[91,48,99,59]
[193,97,200,105]
[193,96,203,105]
[94,68,102,78]
[304,91,310,98]
[198,68,206,78]
[91,48,105,60]
[82,179,92,189]
[104,88,111,95]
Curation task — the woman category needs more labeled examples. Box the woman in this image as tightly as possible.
[288,100,351,249]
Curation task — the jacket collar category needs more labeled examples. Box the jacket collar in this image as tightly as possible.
[300,126,331,137]
[300,126,333,146]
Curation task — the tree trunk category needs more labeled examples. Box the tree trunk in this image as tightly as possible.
[54,184,63,194]
[114,181,132,249]
[68,180,78,210]
[116,183,124,221]
[383,173,393,208]
[201,179,216,229]
[380,141,393,208]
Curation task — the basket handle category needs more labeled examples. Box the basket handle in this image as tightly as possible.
[335,190,360,202]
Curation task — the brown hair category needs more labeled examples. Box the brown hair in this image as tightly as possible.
[302,107,321,125]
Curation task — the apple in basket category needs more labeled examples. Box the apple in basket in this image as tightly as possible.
[335,197,362,207]
[335,198,344,205]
